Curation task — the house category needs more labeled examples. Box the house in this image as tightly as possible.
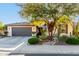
[53,22,73,36]
[6,21,74,36]
[7,22,37,36]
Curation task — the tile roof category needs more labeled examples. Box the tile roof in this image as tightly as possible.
[6,22,34,26]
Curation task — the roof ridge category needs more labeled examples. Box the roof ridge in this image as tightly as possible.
[6,22,33,26]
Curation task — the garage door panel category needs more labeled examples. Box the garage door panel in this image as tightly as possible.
[12,27,32,36]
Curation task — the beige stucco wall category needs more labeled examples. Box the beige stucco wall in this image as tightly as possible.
[7,26,12,36]
[67,23,73,36]
[53,23,73,36]
[32,26,36,32]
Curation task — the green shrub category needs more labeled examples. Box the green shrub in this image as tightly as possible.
[39,30,48,40]
[39,34,47,40]
[76,36,79,39]
[58,35,69,41]
[28,37,39,45]
[66,36,79,45]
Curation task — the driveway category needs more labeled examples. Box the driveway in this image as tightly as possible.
[0,36,30,55]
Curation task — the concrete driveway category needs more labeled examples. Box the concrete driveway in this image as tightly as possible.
[0,36,30,55]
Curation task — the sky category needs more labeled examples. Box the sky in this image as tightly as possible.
[0,3,26,24]
[0,3,79,24]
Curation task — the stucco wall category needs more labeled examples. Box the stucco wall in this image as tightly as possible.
[67,23,73,36]
[53,23,73,36]
[7,26,12,36]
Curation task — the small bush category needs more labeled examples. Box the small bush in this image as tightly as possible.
[58,35,69,41]
[77,36,79,39]
[39,30,48,40]
[28,37,39,45]
[39,34,47,40]
[66,36,79,45]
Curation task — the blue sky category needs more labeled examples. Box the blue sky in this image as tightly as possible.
[0,3,79,24]
[0,3,26,24]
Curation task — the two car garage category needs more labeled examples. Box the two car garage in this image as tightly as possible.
[7,22,36,36]
[12,27,32,36]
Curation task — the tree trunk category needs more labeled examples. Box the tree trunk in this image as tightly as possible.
[47,21,56,41]
[53,27,57,35]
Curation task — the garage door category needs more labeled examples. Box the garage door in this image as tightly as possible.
[12,27,32,36]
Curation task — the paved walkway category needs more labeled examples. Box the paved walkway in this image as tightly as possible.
[9,42,79,56]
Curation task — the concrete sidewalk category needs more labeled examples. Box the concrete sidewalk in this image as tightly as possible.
[9,43,79,56]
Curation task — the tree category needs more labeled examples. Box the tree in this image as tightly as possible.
[19,3,79,40]
[0,21,4,30]
[74,21,79,36]
[56,15,73,27]
[55,15,73,38]
[19,4,46,20]
[31,18,46,27]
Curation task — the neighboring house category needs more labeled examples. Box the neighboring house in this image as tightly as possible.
[7,22,36,36]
